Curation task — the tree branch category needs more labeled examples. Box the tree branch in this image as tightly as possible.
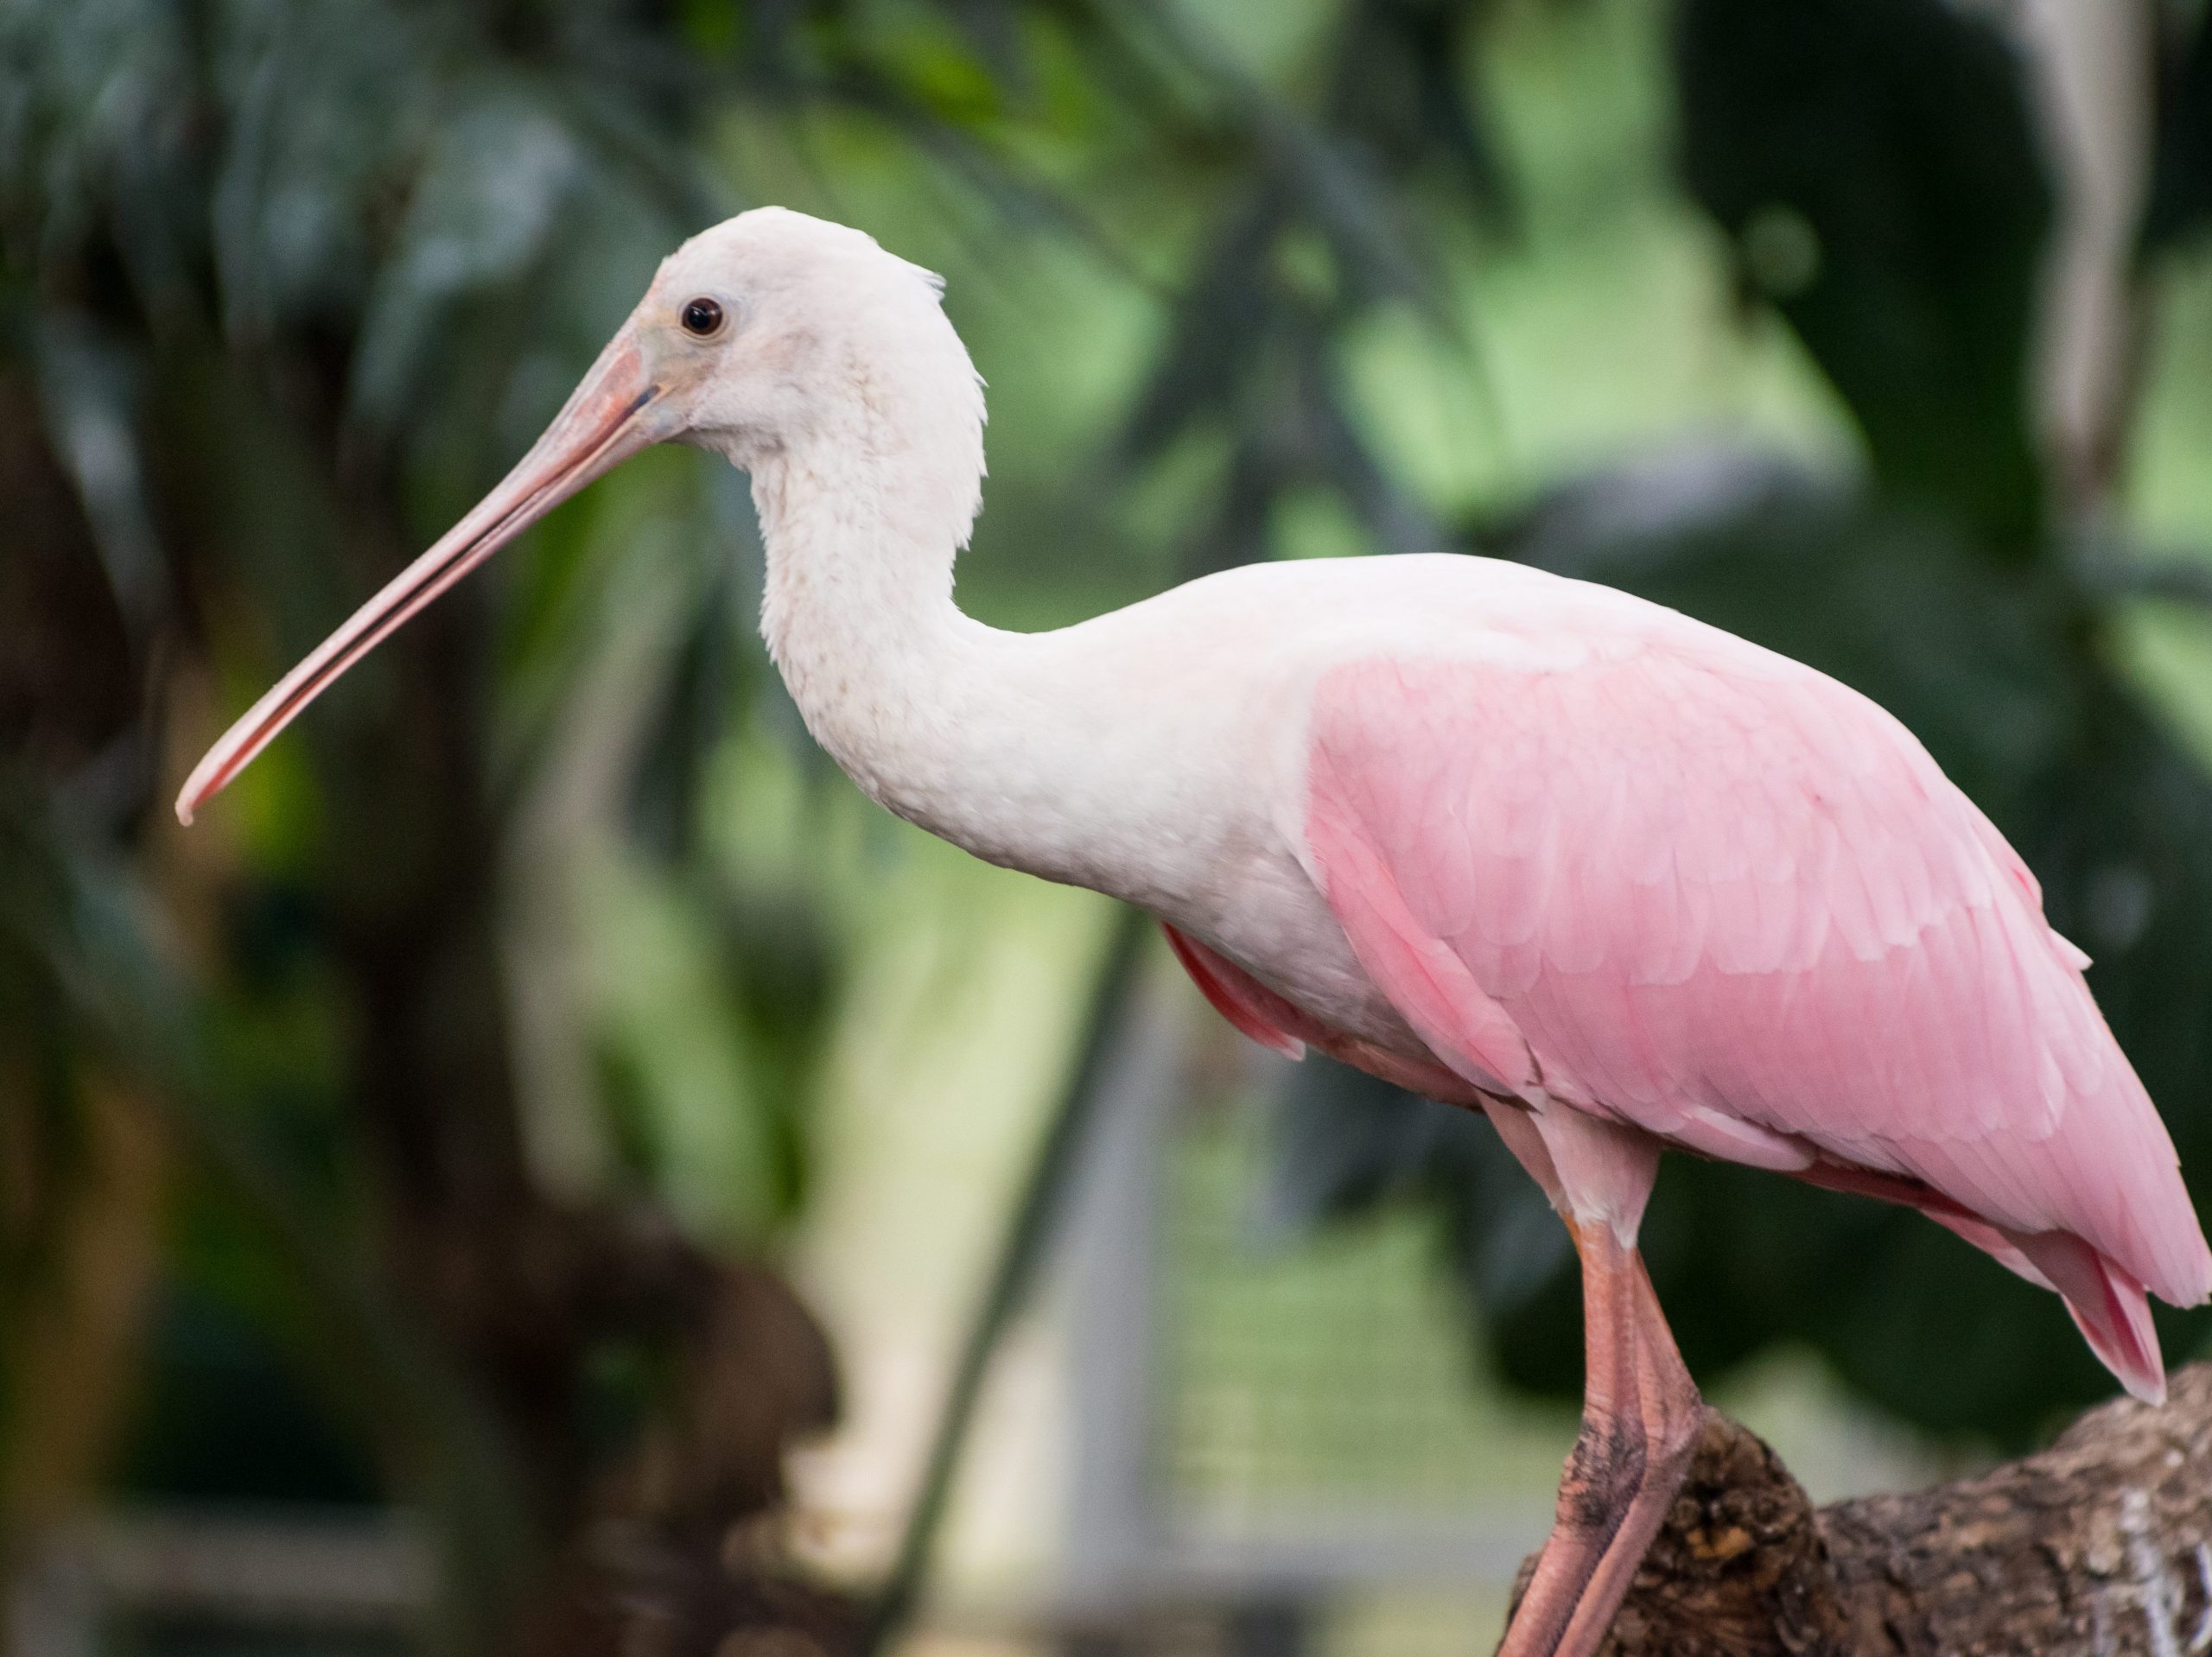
[1513,1362,2212,1656]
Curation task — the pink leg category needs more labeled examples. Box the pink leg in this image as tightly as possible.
[1485,1105,1706,1657]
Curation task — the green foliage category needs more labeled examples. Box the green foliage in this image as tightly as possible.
[2,0,906,1637]
[1676,0,2051,543]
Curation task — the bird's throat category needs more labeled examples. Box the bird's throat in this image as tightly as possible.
[746,430,1030,854]
[739,408,1233,920]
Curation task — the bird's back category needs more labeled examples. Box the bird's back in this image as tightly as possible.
[1185,556,2212,1390]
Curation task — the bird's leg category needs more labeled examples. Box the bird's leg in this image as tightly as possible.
[1494,1216,1706,1657]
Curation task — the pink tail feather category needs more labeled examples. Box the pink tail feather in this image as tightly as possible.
[2012,1230,2166,1406]
[1800,1162,2170,1404]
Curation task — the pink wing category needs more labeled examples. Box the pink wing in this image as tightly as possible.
[1300,606,2211,1396]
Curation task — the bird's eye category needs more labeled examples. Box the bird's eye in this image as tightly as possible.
[681,297,726,337]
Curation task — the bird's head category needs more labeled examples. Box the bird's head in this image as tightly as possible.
[637,206,977,462]
[175,206,980,825]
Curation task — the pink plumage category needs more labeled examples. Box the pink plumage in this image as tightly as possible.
[1290,590,2209,1401]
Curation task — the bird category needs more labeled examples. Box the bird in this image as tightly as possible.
[176,208,2212,1657]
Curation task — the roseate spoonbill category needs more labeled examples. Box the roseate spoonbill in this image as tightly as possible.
[177,210,2211,1657]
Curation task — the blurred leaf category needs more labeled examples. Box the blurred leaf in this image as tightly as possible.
[1674,0,2052,546]
[0,773,535,1647]
[28,306,169,648]
[1325,0,1505,206]
[1109,0,1516,575]
[209,0,415,346]
[2145,2,2212,252]
[0,0,199,312]
[351,85,584,429]
[0,354,137,781]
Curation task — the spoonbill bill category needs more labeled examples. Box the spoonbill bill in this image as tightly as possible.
[176,209,2211,1657]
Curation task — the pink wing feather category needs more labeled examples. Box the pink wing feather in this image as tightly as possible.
[1298,597,2210,1400]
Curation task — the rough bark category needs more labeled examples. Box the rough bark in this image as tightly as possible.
[1513,1362,2212,1656]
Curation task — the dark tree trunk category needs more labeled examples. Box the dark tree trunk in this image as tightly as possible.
[1517,1362,2212,1656]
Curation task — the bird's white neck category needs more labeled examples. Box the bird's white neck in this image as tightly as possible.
[735,313,1262,924]
[747,416,1077,879]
